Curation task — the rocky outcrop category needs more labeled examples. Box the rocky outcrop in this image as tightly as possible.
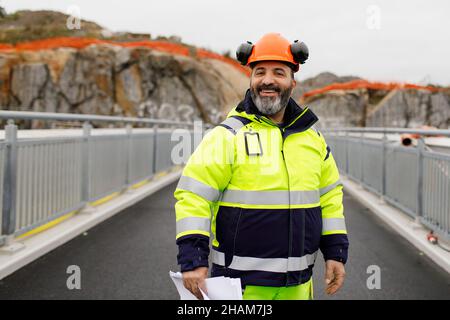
[0,44,248,128]
[298,72,450,129]
[366,89,450,128]
[307,88,449,129]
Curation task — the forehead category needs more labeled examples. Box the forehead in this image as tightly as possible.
[252,61,290,72]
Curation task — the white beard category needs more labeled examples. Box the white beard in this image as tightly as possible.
[252,94,284,116]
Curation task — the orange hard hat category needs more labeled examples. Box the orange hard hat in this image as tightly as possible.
[236,33,309,72]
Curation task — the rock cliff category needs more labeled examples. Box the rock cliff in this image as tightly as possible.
[0,42,249,128]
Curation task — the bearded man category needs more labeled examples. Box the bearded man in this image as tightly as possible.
[174,33,349,300]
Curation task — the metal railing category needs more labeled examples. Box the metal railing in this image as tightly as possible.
[323,127,450,241]
[0,110,196,246]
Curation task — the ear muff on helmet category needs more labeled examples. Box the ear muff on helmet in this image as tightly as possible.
[290,40,309,64]
[236,41,254,65]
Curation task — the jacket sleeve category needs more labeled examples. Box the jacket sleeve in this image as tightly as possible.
[318,134,349,264]
[174,126,234,272]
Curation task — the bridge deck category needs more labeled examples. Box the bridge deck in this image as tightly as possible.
[0,183,449,299]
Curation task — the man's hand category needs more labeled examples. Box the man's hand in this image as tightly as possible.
[182,267,208,300]
[325,260,346,295]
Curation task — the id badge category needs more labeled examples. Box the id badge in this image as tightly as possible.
[244,131,263,156]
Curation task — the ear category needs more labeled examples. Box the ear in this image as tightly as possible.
[292,78,297,88]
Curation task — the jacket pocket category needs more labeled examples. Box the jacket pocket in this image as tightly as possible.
[303,207,322,254]
[233,208,290,259]
[215,206,241,267]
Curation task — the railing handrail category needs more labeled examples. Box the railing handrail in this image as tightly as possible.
[321,127,450,136]
[0,110,194,127]
[325,131,450,241]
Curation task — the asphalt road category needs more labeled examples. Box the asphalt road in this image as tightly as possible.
[0,183,449,299]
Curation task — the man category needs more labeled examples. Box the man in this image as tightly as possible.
[174,33,349,300]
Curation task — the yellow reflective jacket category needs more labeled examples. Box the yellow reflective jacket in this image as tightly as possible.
[174,91,349,287]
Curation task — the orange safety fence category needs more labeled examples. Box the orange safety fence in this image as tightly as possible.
[0,43,14,50]
[302,79,442,100]
[0,37,251,76]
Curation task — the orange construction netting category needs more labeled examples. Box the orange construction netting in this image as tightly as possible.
[0,43,14,50]
[302,79,442,100]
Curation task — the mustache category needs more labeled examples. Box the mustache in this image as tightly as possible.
[257,84,281,93]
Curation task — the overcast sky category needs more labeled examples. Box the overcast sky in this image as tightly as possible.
[2,0,449,85]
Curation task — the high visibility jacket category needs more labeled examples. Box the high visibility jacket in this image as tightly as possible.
[174,90,349,288]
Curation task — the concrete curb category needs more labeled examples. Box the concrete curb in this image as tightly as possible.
[0,170,182,280]
[341,175,450,274]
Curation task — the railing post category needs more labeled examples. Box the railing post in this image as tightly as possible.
[124,124,133,191]
[344,131,349,174]
[360,131,364,183]
[381,131,387,197]
[81,121,94,213]
[416,138,425,219]
[152,124,158,175]
[2,120,18,244]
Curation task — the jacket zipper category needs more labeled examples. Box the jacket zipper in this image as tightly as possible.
[279,127,293,286]
[261,115,302,285]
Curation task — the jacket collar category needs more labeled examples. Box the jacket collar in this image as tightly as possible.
[233,89,319,134]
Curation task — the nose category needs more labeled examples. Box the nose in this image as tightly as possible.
[261,73,275,86]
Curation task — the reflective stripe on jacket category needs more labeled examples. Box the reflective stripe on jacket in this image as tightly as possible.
[175,90,349,288]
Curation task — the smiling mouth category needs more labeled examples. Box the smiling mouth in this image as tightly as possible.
[258,89,280,97]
